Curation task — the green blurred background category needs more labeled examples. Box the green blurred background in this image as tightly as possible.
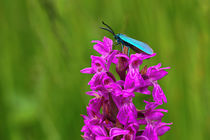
[0,0,209,139]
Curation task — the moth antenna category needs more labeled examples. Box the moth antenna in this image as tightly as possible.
[101,21,116,35]
[100,27,115,36]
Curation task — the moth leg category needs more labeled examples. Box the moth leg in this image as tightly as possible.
[127,47,130,56]
[122,46,130,56]
[124,46,130,56]
[121,44,124,51]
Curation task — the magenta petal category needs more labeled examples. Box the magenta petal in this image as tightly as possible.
[88,98,102,113]
[155,109,168,113]
[93,43,108,55]
[144,101,159,110]
[129,54,142,69]
[115,53,130,60]
[109,128,129,138]
[149,70,168,81]
[147,63,170,81]
[80,67,95,74]
[122,90,135,98]
[86,91,97,96]
[91,55,107,72]
[95,136,111,140]
[124,71,136,91]
[117,103,137,125]
[116,80,124,86]
[133,53,156,61]
[92,36,113,57]
[137,119,147,125]
[143,124,159,140]
[91,125,107,136]
[129,53,156,69]
[92,40,109,56]
[88,73,100,89]
[107,50,118,70]
[140,53,156,59]
[156,126,171,136]
[136,136,149,140]
[135,87,151,95]
[152,83,167,104]
[103,36,113,51]
[147,111,164,120]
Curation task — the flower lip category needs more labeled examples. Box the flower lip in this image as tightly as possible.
[91,55,107,72]
[95,63,101,67]
[132,59,141,68]
[156,125,171,136]
[92,36,113,57]
[103,78,113,86]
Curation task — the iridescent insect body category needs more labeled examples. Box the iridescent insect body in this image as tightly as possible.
[100,21,153,55]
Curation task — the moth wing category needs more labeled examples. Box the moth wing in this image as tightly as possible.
[119,34,153,54]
